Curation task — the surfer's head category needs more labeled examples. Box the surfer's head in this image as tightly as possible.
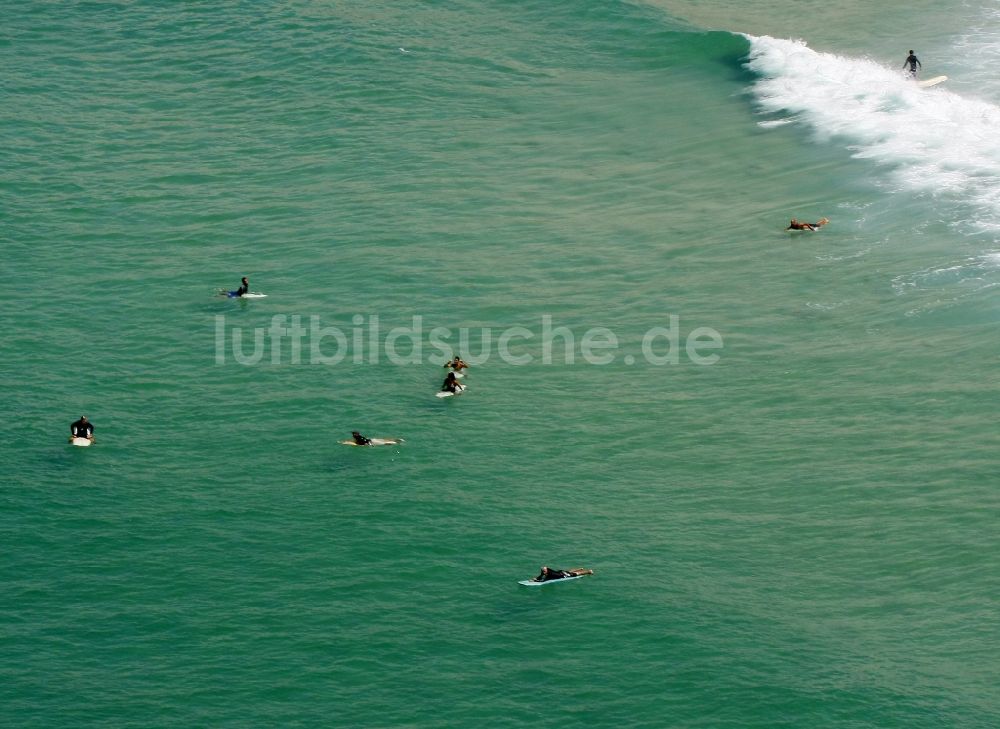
[908,50,914,55]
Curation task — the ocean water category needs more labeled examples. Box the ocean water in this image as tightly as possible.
[2,1,999,726]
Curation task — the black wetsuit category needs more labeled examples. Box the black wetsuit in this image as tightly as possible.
[537,569,571,582]
[904,54,921,76]
[442,377,459,393]
[71,419,93,439]
[236,282,249,296]
[353,434,372,445]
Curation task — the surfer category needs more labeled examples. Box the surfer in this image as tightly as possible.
[787,217,829,231]
[70,415,94,443]
[220,277,250,298]
[534,566,594,582]
[902,50,921,77]
[443,356,469,372]
[351,431,373,446]
[441,371,462,393]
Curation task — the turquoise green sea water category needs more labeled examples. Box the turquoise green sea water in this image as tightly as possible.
[3,1,999,726]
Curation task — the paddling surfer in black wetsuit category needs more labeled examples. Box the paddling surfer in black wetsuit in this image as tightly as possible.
[351,431,373,446]
[534,566,594,582]
[903,50,921,78]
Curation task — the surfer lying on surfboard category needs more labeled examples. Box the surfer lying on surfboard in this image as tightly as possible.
[786,217,829,231]
[339,433,403,446]
[532,566,594,582]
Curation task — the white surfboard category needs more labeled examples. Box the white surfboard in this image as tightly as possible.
[918,75,947,88]
[518,575,588,586]
[436,384,466,398]
[338,438,402,446]
[219,290,268,299]
[71,437,92,447]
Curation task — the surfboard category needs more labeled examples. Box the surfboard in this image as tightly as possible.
[518,573,592,586]
[918,75,947,88]
[338,438,402,446]
[436,384,466,398]
[219,290,267,299]
[71,437,92,447]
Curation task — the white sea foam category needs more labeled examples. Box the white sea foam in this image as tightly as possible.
[744,35,1000,231]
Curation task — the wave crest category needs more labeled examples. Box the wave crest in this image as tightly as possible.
[744,35,1000,232]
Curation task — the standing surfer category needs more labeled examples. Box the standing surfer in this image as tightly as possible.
[903,50,921,77]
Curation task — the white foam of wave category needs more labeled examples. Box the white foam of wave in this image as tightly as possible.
[744,35,1000,231]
